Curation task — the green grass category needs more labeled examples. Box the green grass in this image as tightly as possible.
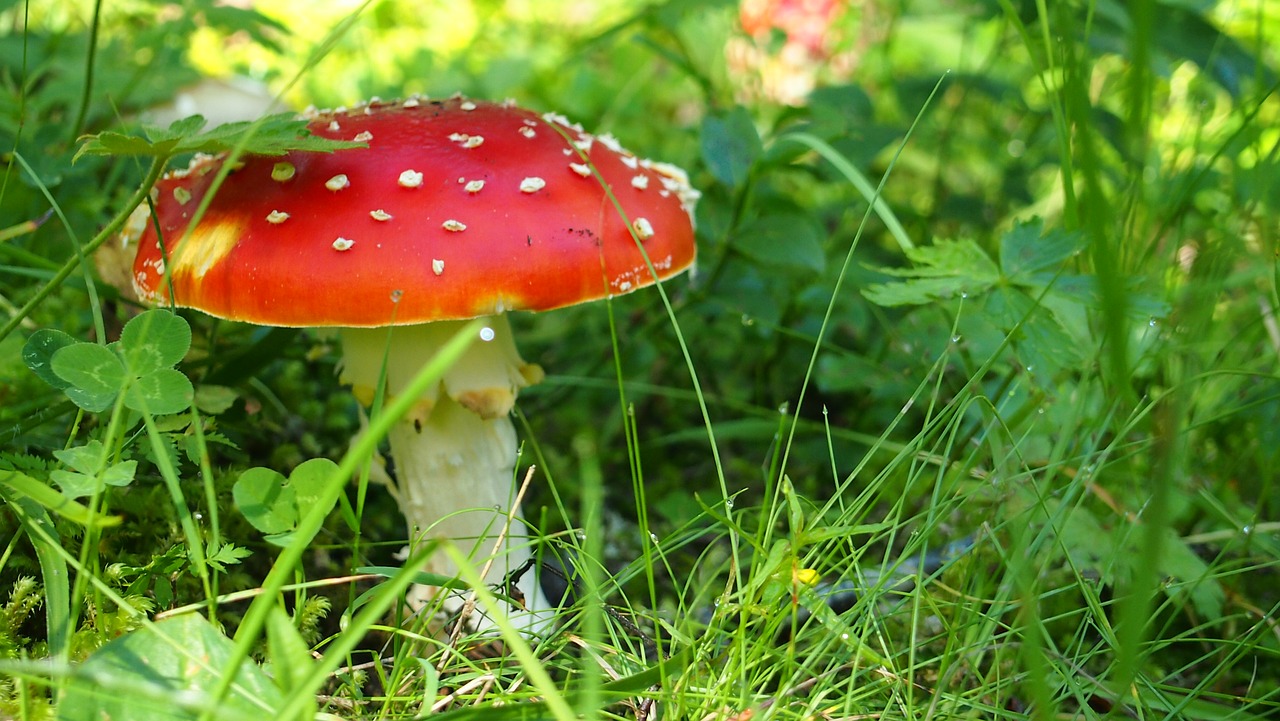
[2,0,1279,719]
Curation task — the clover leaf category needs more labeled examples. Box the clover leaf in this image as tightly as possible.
[23,309,194,415]
[233,458,340,547]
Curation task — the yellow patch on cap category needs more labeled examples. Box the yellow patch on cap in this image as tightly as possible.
[169,217,247,282]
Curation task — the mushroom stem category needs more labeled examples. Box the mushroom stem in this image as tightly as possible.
[338,317,551,630]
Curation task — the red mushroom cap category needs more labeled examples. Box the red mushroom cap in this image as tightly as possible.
[129,96,699,327]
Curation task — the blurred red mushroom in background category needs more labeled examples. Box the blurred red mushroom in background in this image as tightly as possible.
[731,0,857,104]
[740,0,847,56]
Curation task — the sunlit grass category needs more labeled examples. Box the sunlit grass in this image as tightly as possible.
[2,0,1278,719]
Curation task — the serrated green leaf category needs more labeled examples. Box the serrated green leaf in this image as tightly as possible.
[901,238,1000,279]
[986,286,1084,377]
[701,105,762,188]
[862,238,1000,306]
[119,310,192,374]
[74,131,173,162]
[125,369,194,415]
[151,114,209,139]
[51,344,126,412]
[733,214,825,274]
[22,329,77,390]
[999,219,1087,279]
[205,541,252,572]
[77,112,364,162]
[862,276,975,306]
[233,467,297,536]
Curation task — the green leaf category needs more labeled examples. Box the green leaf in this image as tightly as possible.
[50,343,126,412]
[701,105,762,188]
[47,470,101,500]
[232,459,341,547]
[125,368,195,415]
[194,385,238,414]
[285,458,339,513]
[862,276,978,307]
[862,238,1000,306]
[52,440,111,475]
[266,607,313,699]
[22,329,77,389]
[49,441,137,499]
[205,541,252,572]
[57,614,282,721]
[986,286,1085,378]
[76,113,365,162]
[733,213,825,274]
[119,310,192,375]
[233,468,297,536]
[999,219,1087,279]
[1157,528,1225,621]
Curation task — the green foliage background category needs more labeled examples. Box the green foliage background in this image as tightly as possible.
[2,0,1278,718]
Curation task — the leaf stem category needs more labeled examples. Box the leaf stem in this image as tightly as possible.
[0,156,166,344]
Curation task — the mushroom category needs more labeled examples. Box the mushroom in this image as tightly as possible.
[125,96,699,630]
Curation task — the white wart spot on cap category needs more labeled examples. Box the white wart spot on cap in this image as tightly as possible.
[442,219,466,232]
[519,126,536,139]
[569,163,592,177]
[448,133,484,149]
[432,259,445,275]
[464,180,485,193]
[266,210,290,224]
[326,174,350,191]
[398,170,424,188]
[597,133,623,153]
[633,218,655,240]
[354,131,373,142]
[370,209,393,221]
[332,237,355,251]
[520,177,546,193]
[173,187,192,205]
[631,174,650,190]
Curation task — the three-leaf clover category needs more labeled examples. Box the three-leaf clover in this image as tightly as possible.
[22,309,194,414]
[232,458,340,547]
[50,440,137,499]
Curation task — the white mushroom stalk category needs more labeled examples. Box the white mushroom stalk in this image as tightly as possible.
[339,316,551,629]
